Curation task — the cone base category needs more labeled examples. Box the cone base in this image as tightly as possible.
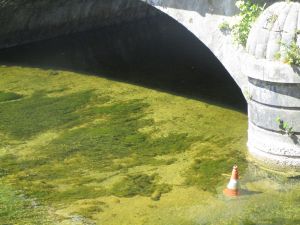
[223,188,239,197]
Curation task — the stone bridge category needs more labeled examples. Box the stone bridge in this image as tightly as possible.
[0,0,299,174]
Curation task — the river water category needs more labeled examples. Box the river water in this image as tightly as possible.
[0,13,299,225]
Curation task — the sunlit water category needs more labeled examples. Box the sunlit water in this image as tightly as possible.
[0,65,299,225]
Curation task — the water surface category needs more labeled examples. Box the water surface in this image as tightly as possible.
[0,65,299,225]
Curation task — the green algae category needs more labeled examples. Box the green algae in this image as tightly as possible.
[0,90,94,139]
[185,146,247,192]
[110,173,172,198]
[0,91,22,102]
[0,98,191,207]
[73,203,106,219]
[0,65,299,224]
[0,184,55,224]
[200,184,300,225]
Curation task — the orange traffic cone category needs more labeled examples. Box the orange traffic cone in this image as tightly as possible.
[223,165,239,197]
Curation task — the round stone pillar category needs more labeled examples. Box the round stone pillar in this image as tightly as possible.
[243,1,300,174]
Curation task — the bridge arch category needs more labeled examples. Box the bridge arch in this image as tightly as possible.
[144,0,300,174]
[142,0,248,93]
[0,0,247,95]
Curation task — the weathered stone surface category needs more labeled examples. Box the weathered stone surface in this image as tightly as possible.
[248,126,300,173]
[266,31,281,60]
[145,0,249,91]
[248,101,300,132]
[248,122,300,157]
[249,78,300,107]
[248,142,300,172]
[246,2,300,173]
[242,54,300,83]
[247,1,300,62]
[0,0,159,49]
[255,28,270,59]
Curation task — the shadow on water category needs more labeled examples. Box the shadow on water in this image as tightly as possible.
[239,189,262,196]
[0,13,247,113]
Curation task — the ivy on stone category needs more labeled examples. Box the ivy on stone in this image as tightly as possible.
[281,41,300,66]
[232,0,264,47]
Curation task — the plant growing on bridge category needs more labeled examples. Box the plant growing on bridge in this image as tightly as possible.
[243,89,253,102]
[232,0,265,46]
[219,21,231,33]
[274,40,300,66]
[276,116,294,136]
[274,51,281,61]
[281,41,300,66]
[266,14,278,30]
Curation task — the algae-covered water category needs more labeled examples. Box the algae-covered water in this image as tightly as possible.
[0,65,299,225]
